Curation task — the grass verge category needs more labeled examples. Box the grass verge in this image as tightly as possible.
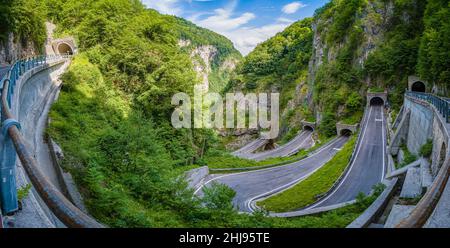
[205,136,335,170]
[257,135,357,212]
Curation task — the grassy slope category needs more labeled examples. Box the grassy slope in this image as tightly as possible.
[205,136,334,169]
[258,135,357,212]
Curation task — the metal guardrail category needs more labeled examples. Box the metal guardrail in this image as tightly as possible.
[406,91,450,123]
[0,55,104,228]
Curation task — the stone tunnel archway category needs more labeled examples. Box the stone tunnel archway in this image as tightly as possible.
[303,125,314,132]
[411,81,426,93]
[57,42,74,55]
[370,97,385,106]
[340,129,353,136]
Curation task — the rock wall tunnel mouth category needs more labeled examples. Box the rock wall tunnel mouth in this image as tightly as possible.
[411,81,426,93]
[340,129,353,137]
[303,125,314,132]
[370,97,384,106]
[57,43,74,55]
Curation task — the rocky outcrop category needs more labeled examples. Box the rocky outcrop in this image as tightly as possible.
[304,0,397,123]
[0,33,39,64]
[179,40,238,93]
[190,45,218,92]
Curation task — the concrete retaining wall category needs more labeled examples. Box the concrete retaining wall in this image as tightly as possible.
[389,110,410,155]
[430,114,448,177]
[404,98,434,155]
[403,96,449,177]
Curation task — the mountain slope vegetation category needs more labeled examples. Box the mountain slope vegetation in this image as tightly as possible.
[231,0,449,140]
[3,0,448,227]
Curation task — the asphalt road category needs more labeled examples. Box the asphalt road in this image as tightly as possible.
[237,131,314,161]
[310,105,387,209]
[197,136,349,212]
[232,138,269,156]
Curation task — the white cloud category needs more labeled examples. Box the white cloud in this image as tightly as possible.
[282,2,306,14]
[189,0,291,55]
[225,23,290,55]
[144,0,294,55]
[142,0,183,16]
[192,8,256,32]
[277,17,295,24]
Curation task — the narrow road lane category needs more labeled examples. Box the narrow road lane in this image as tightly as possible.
[237,131,314,161]
[232,138,269,156]
[311,105,386,208]
[197,136,349,212]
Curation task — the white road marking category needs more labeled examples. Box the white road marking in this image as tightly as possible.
[194,137,342,195]
[305,106,374,210]
[246,151,339,212]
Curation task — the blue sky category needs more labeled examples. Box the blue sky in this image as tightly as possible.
[142,0,329,55]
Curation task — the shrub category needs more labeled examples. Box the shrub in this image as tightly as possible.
[419,139,433,158]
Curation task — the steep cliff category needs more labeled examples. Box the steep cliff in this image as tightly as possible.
[0,33,36,64]
[0,0,46,64]
[181,42,239,93]
[175,18,241,93]
[231,0,449,139]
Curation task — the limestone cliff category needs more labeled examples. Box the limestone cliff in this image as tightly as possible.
[0,33,39,64]
[179,40,239,93]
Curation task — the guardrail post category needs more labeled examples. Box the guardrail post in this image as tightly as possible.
[0,82,19,214]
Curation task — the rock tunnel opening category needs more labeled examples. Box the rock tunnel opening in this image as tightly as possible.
[303,125,314,132]
[340,129,353,137]
[57,43,73,55]
[411,81,426,93]
[370,97,384,106]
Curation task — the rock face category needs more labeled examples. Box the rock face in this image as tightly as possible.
[190,45,218,92]
[179,40,238,94]
[0,33,39,64]
[306,0,395,112]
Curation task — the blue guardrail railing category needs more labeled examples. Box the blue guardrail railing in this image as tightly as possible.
[406,91,450,123]
[0,55,58,214]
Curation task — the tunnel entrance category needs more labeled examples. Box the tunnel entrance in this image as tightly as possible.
[340,129,353,136]
[370,97,384,106]
[411,81,426,92]
[303,125,314,132]
[57,43,73,55]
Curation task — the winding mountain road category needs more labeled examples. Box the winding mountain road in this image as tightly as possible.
[232,138,269,156]
[309,104,387,209]
[235,131,314,161]
[196,136,349,212]
[197,103,386,214]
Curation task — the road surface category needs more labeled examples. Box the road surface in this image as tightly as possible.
[309,105,387,209]
[232,138,269,156]
[196,136,349,212]
[237,131,314,161]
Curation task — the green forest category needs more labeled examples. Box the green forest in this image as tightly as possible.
[0,0,448,227]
